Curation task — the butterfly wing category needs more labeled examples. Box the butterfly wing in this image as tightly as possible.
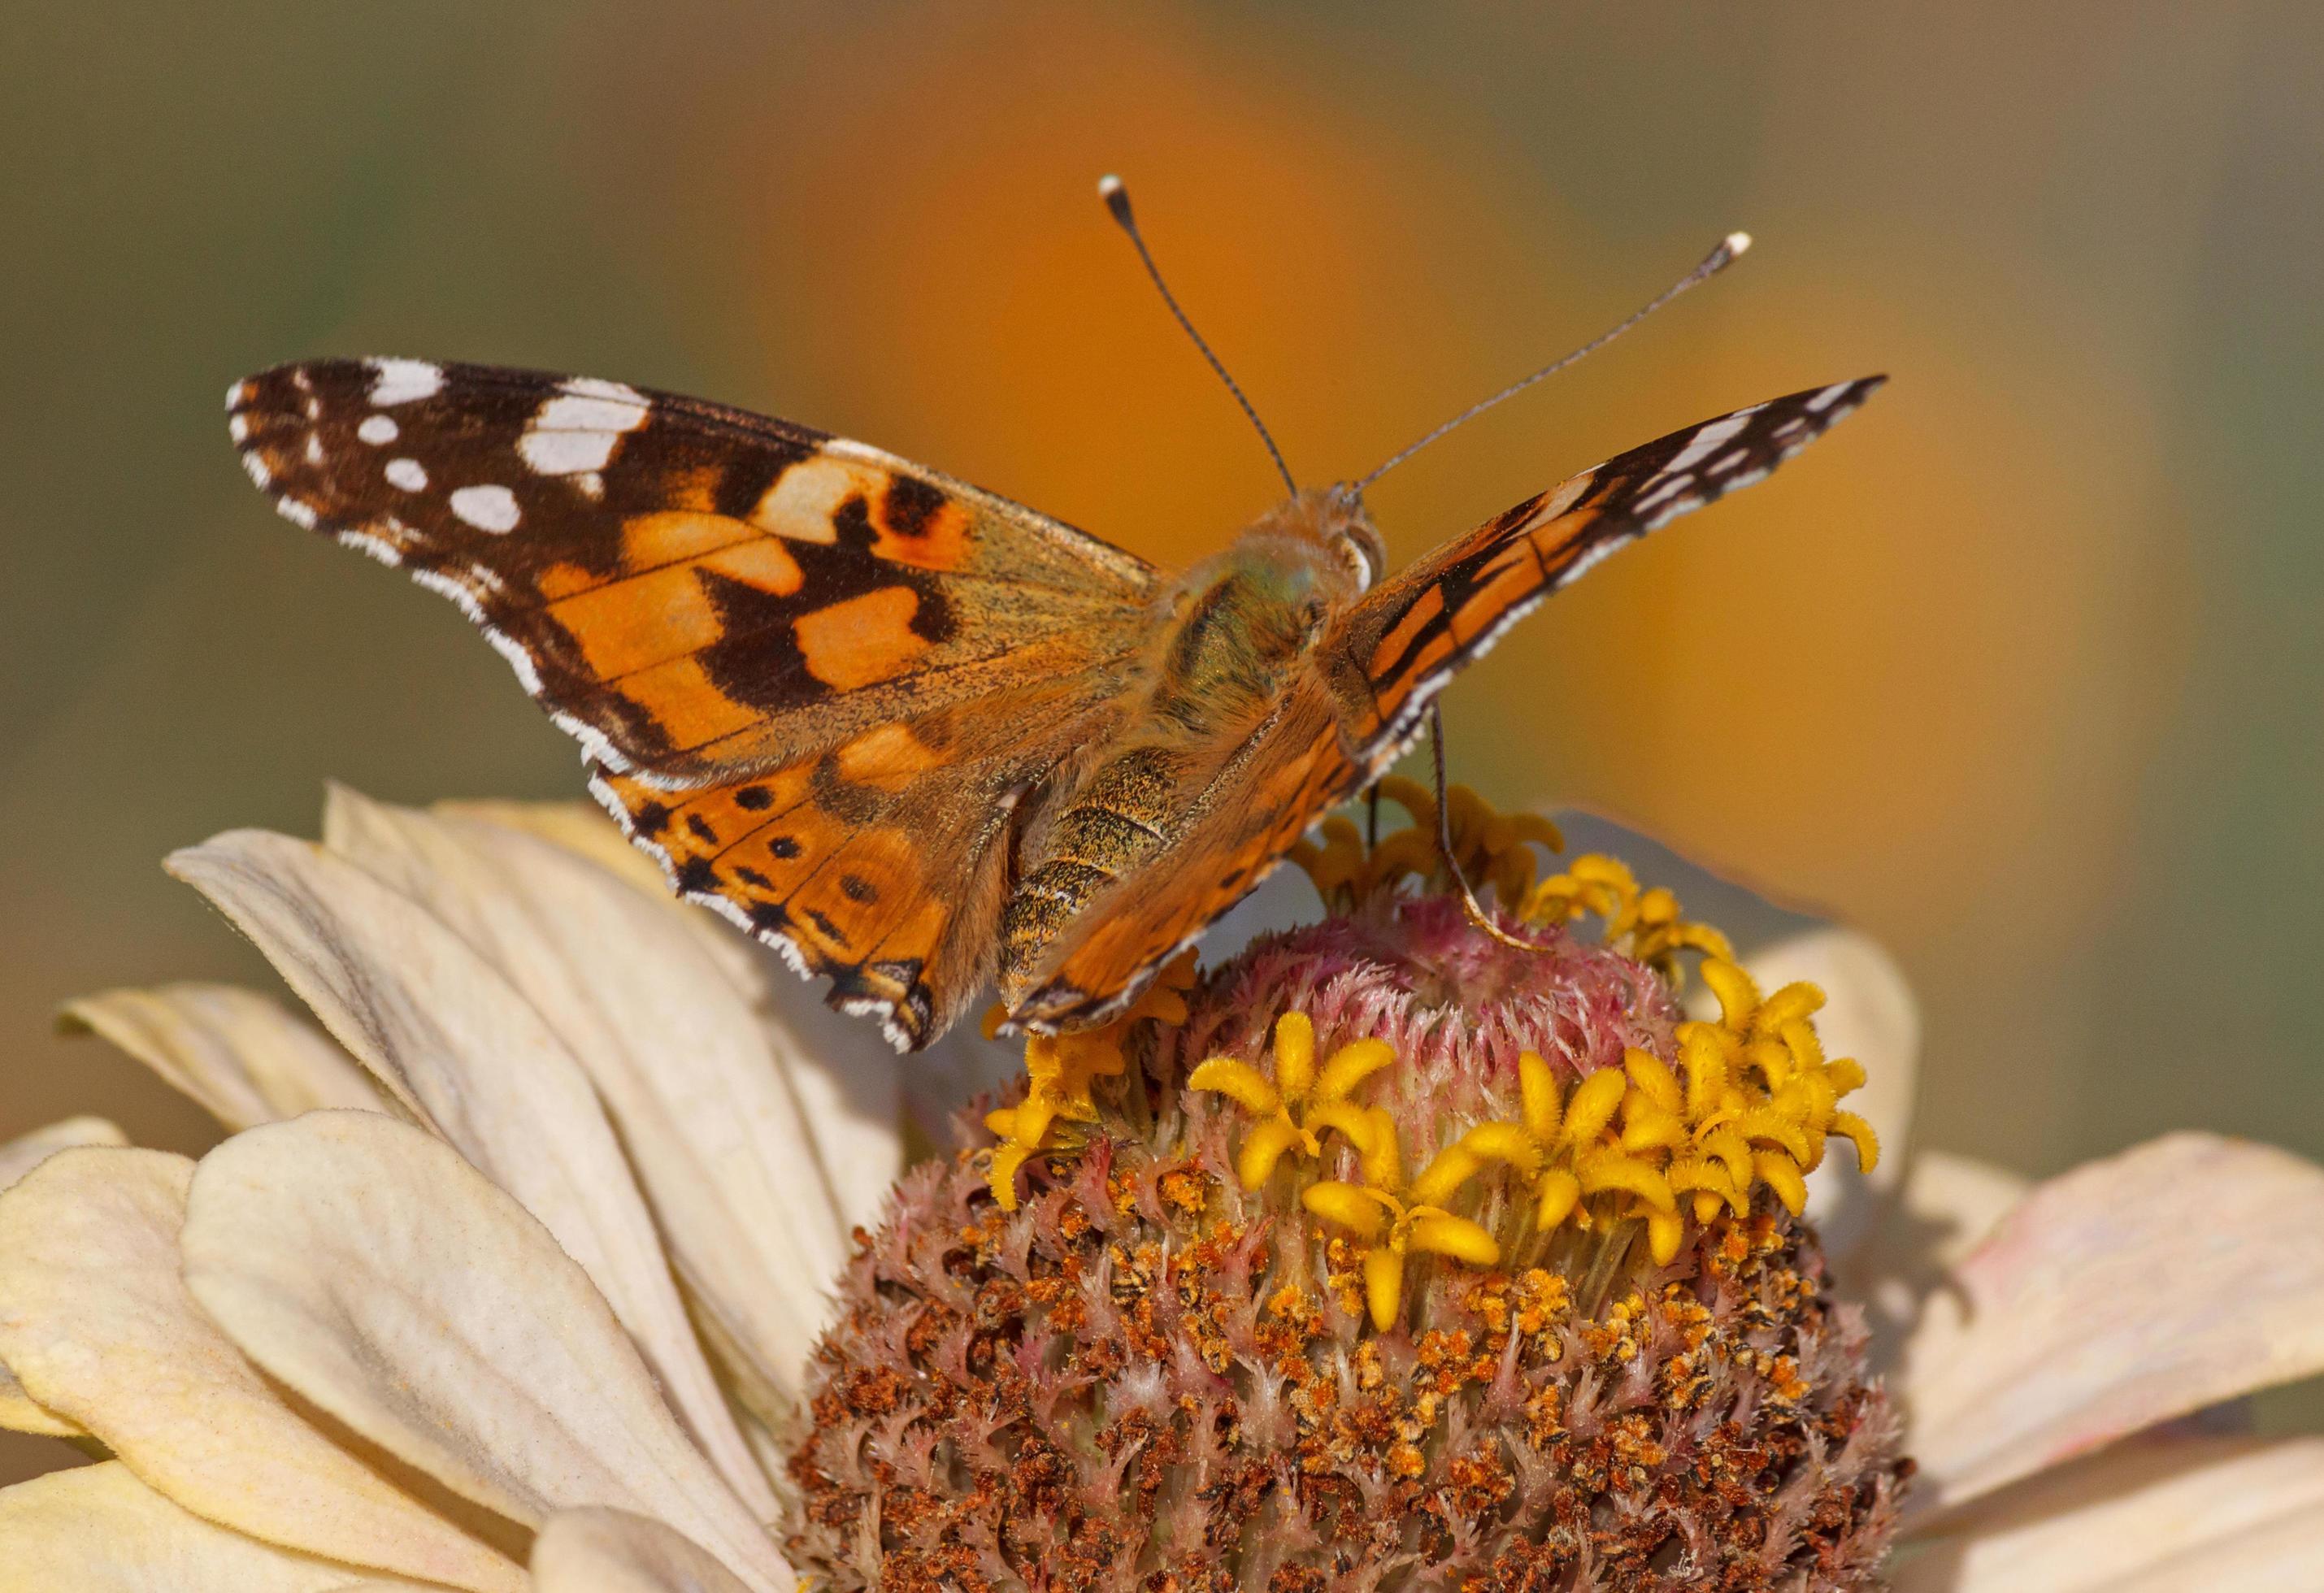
[1013,378,1887,1031]
[229,358,1162,1045]
[1327,378,1885,766]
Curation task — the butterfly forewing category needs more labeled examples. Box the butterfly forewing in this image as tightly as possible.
[228,357,1159,1045]
[1333,377,1886,766]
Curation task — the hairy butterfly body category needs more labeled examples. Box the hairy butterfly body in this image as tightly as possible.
[228,350,1879,1049]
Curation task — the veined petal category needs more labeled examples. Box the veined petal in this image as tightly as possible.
[1896,1435,2324,1591]
[180,1113,792,1593]
[1901,1132,2324,1518]
[324,790,870,1429]
[61,983,377,1132]
[1743,928,1918,1261]
[533,1508,757,1593]
[165,828,771,1515]
[0,1115,126,1191]
[0,1460,445,1591]
[432,799,671,896]
[0,1147,523,1591]
[432,798,901,1244]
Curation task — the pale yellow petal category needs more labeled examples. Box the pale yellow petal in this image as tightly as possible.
[0,1460,443,1592]
[0,1364,76,1437]
[0,1146,523,1592]
[532,1508,758,1593]
[181,1113,791,1593]
[165,828,767,1513]
[0,1115,126,1190]
[437,796,903,1236]
[432,798,669,894]
[1839,1148,2031,1376]
[1742,928,1918,1262]
[1902,1133,2324,1517]
[1896,1435,2324,1591]
[61,983,377,1132]
[326,790,868,1445]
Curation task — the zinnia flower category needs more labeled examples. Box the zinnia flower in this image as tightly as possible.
[2,785,2322,1590]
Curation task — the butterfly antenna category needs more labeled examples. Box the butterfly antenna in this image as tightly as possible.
[1355,231,1753,492]
[1100,173,1298,495]
[1430,703,1560,954]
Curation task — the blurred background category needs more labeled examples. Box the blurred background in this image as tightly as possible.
[4,2,2320,1479]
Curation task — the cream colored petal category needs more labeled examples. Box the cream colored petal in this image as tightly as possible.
[61,983,377,1131]
[1896,1435,2324,1591]
[533,1508,758,1593]
[1740,927,1918,1262]
[166,828,766,1513]
[3,1122,132,1437]
[182,1113,792,1593]
[0,1145,524,1592]
[424,796,903,1239]
[0,1365,75,1437]
[1836,1148,2032,1379]
[0,1461,447,1592]
[0,1114,127,1189]
[323,789,862,1417]
[432,798,673,895]
[1901,1132,2324,1517]
[435,802,935,1214]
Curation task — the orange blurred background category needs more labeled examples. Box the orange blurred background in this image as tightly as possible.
[5,2,2320,1476]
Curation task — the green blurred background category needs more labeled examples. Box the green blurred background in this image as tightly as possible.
[5,2,2320,1480]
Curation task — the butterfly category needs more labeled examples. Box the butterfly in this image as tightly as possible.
[226,224,1879,1052]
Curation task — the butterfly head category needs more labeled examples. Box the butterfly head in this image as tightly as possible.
[1249,482,1385,597]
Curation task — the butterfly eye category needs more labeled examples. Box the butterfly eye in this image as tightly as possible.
[1336,518,1388,592]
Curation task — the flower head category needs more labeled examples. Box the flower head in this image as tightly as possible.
[788,792,1903,1589]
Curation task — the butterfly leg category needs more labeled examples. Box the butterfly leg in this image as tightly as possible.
[1428,703,1558,954]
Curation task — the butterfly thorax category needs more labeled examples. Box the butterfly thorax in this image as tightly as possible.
[1145,493,1373,731]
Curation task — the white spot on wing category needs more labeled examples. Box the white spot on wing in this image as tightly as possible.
[384,458,428,492]
[1663,412,1753,476]
[1807,382,1853,412]
[519,381,650,477]
[357,415,398,445]
[449,484,521,532]
[559,376,648,406]
[1633,473,1696,514]
[224,379,250,411]
[304,433,324,466]
[277,495,319,531]
[228,414,250,444]
[367,358,443,407]
[751,456,865,543]
[519,428,621,476]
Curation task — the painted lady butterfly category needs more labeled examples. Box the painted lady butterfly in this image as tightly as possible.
[225,207,1879,1051]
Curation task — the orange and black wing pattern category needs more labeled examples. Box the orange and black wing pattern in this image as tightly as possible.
[1330,378,1885,766]
[228,358,1159,1045]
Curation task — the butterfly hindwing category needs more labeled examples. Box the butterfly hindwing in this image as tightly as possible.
[1331,378,1886,765]
[229,358,1160,1045]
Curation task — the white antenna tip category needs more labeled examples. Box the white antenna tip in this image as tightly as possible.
[1724,230,1753,258]
[1097,173,1124,198]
